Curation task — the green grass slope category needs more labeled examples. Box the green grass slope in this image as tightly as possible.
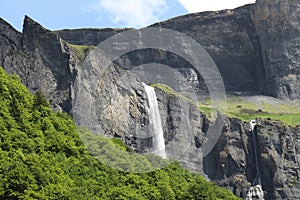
[0,67,239,199]
[198,96,300,126]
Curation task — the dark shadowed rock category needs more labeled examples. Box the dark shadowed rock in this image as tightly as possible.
[251,0,300,99]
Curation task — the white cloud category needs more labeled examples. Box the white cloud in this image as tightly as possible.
[177,0,256,13]
[96,0,167,27]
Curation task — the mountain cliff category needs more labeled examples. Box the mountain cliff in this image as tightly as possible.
[0,0,300,199]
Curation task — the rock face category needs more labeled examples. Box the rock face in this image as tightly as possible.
[155,88,206,173]
[0,0,300,199]
[251,0,300,99]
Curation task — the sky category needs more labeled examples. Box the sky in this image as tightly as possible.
[1,0,256,32]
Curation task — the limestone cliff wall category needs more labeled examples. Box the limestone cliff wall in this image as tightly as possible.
[154,86,300,199]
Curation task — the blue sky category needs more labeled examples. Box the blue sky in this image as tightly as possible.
[1,0,255,32]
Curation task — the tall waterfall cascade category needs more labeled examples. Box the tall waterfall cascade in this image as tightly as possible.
[142,83,167,159]
[246,120,264,200]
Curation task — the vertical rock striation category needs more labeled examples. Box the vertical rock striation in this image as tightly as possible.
[251,0,300,99]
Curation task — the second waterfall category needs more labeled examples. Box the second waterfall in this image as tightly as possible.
[142,83,167,159]
[246,120,264,200]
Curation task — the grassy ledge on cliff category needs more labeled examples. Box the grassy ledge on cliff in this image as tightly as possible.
[151,83,300,127]
[0,67,239,199]
[198,96,300,127]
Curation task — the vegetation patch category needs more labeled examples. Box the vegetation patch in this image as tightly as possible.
[68,44,95,61]
[150,83,192,102]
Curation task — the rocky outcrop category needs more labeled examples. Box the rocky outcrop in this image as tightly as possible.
[143,84,300,199]
[1,16,80,113]
[258,120,300,199]
[251,0,300,99]
[27,2,300,99]
[154,87,206,173]
[71,52,149,149]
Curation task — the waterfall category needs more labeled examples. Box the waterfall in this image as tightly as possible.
[142,83,167,159]
[251,120,261,186]
[247,120,264,200]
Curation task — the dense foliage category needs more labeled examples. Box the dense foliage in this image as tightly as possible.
[0,67,239,199]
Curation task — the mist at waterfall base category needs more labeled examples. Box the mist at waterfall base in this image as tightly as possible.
[246,120,264,200]
[142,82,167,159]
